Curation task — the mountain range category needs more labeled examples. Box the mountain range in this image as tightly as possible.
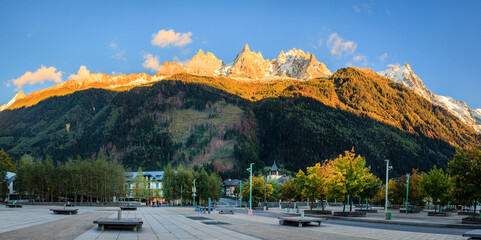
[378,63,481,133]
[0,45,479,179]
[2,45,479,134]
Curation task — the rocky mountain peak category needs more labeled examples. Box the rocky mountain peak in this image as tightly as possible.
[156,61,184,76]
[271,48,331,80]
[227,44,272,79]
[378,64,481,133]
[0,89,26,111]
[183,49,224,76]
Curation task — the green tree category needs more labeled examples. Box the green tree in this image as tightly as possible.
[357,174,382,210]
[448,148,481,213]
[280,178,297,202]
[207,172,222,201]
[0,149,16,172]
[162,164,176,202]
[132,168,148,199]
[389,169,424,207]
[421,165,452,212]
[268,178,280,202]
[241,176,273,205]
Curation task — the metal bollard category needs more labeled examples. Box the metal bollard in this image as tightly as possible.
[118,210,122,220]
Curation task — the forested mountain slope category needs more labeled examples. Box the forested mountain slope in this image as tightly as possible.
[0,68,478,179]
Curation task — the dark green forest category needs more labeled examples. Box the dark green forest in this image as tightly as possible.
[0,71,478,180]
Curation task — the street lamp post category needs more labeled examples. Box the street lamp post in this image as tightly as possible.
[239,181,243,208]
[385,159,392,220]
[247,163,254,215]
[192,179,196,209]
[406,173,410,215]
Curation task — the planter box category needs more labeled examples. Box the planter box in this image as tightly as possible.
[458,212,478,216]
[356,209,378,213]
[252,207,268,211]
[462,217,481,224]
[333,211,366,217]
[428,212,447,217]
[399,208,420,213]
[304,210,332,215]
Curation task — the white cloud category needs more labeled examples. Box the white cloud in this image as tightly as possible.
[112,50,126,61]
[387,63,400,68]
[151,29,193,48]
[12,65,63,90]
[69,66,93,82]
[352,5,361,13]
[353,4,373,14]
[142,53,162,72]
[109,41,118,49]
[327,33,357,56]
[379,53,388,62]
[353,55,368,66]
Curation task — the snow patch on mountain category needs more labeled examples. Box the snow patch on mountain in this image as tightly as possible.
[0,90,25,111]
[378,63,481,133]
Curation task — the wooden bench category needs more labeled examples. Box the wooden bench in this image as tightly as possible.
[218,209,234,214]
[94,218,143,232]
[278,217,322,227]
[6,204,22,208]
[120,206,137,211]
[463,229,481,239]
[50,208,79,215]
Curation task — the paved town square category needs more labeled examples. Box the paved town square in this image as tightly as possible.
[0,204,473,240]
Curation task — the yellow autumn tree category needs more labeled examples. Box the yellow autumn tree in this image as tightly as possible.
[303,161,331,210]
[326,149,376,212]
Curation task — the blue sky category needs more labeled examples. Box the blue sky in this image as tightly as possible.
[1,0,480,108]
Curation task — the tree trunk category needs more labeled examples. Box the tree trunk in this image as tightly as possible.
[321,198,325,211]
[342,194,346,212]
[350,199,353,213]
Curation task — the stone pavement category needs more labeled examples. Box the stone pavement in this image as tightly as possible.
[0,205,102,234]
[75,207,259,240]
[0,205,472,239]
[170,207,468,240]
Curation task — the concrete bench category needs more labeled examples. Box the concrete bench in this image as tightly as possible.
[50,208,79,215]
[120,206,137,211]
[218,209,234,214]
[304,210,332,215]
[279,217,322,227]
[94,218,143,232]
[355,209,378,213]
[428,212,448,217]
[196,206,213,213]
[463,229,481,239]
[6,204,22,208]
[333,211,366,217]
